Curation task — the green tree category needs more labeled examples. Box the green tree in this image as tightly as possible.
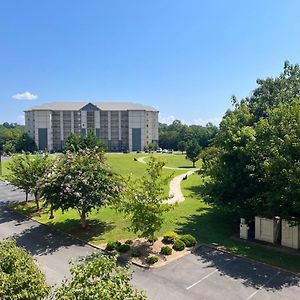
[3,141,15,154]
[81,129,107,151]
[186,139,201,167]
[177,140,187,154]
[63,133,81,152]
[0,239,48,300]
[28,153,51,210]
[51,254,146,300]
[63,130,107,152]
[38,149,121,228]
[6,154,32,202]
[118,157,173,241]
[15,133,37,153]
[203,61,300,219]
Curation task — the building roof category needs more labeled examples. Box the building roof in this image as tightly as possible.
[25,102,158,112]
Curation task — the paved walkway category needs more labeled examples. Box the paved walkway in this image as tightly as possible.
[137,156,198,203]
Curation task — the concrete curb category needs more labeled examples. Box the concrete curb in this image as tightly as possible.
[198,243,300,278]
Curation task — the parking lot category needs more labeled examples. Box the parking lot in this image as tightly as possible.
[133,245,300,300]
[1,181,300,299]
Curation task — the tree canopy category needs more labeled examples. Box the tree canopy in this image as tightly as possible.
[202,61,300,222]
[0,239,48,300]
[159,120,218,150]
[38,149,122,228]
[51,254,146,300]
[118,157,173,241]
[63,130,107,152]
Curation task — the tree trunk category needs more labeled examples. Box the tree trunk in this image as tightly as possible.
[49,201,54,219]
[34,192,39,210]
[80,210,87,229]
[25,192,28,203]
[193,161,195,168]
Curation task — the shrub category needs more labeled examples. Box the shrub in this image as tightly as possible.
[106,241,121,251]
[160,246,172,255]
[173,239,185,251]
[117,244,131,253]
[125,239,133,245]
[180,234,197,247]
[0,239,48,300]
[146,255,159,265]
[162,231,179,244]
[147,236,157,244]
[131,249,142,257]
[52,254,146,300]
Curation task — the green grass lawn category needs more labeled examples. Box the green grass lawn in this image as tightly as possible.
[11,171,300,273]
[142,153,198,169]
[0,160,10,179]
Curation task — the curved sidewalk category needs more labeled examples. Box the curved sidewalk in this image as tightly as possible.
[137,156,198,204]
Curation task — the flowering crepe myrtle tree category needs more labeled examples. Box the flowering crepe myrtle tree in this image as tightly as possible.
[38,149,122,228]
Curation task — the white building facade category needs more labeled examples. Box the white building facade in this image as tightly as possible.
[25,102,159,152]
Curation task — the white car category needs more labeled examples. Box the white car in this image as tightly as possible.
[162,149,169,153]
[156,148,162,153]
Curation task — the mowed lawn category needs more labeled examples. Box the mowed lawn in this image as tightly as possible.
[142,153,197,169]
[8,153,300,273]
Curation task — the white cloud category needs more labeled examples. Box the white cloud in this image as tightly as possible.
[12,91,38,100]
[159,115,222,126]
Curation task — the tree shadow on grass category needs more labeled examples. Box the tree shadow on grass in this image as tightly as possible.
[47,218,115,243]
[176,178,300,291]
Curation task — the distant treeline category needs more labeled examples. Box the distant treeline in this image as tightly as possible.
[158,120,218,150]
[0,122,36,153]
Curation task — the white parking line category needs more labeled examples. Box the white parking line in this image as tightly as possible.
[245,271,281,300]
[186,259,234,290]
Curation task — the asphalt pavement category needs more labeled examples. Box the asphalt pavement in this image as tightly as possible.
[0,180,300,299]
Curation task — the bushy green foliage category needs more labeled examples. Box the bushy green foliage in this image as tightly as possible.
[203,61,300,221]
[51,254,146,300]
[6,153,51,208]
[63,130,107,153]
[0,123,24,152]
[38,149,122,228]
[160,246,172,255]
[131,249,142,257]
[146,256,159,265]
[117,244,130,253]
[0,239,48,300]
[186,139,201,167]
[14,133,37,153]
[159,120,218,150]
[172,239,185,251]
[162,231,179,244]
[180,234,197,247]
[105,241,121,251]
[118,157,173,241]
[6,154,32,202]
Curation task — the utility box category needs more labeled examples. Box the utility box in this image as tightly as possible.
[281,220,300,249]
[240,218,249,240]
[255,216,280,244]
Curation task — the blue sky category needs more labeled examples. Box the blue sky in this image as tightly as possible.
[1,1,300,125]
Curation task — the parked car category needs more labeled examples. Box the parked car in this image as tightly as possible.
[162,149,169,153]
[156,147,162,153]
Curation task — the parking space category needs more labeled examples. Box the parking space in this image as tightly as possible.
[1,181,300,299]
[133,246,300,300]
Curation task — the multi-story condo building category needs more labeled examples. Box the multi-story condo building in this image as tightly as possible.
[25,102,159,152]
